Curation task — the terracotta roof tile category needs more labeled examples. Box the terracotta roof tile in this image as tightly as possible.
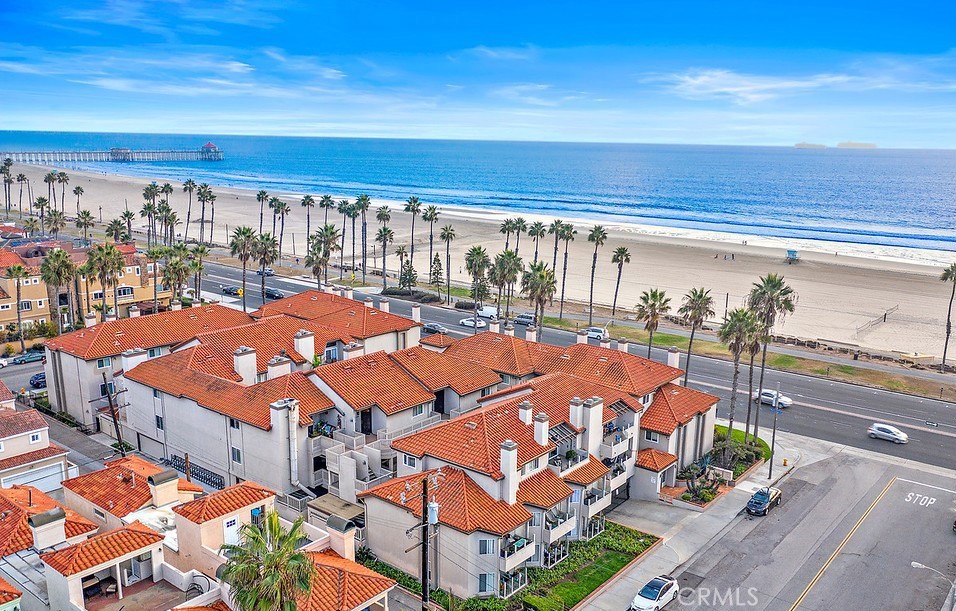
[420,333,457,349]
[442,332,554,377]
[253,290,418,339]
[298,549,395,611]
[0,250,26,270]
[173,482,276,524]
[0,443,68,472]
[176,603,230,611]
[636,448,679,471]
[0,574,20,604]
[313,351,434,416]
[641,383,719,436]
[389,347,500,395]
[360,468,531,535]
[0,409,47,439]
[62,455,201,518]
[44,305,254,360]
[0,485,97,556]
[516,468,573,508]
[562,455,610,486]
[0,381,15,403]
[252,290,361,320]
[41,521,164,576]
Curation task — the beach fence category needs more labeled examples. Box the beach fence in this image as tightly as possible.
[854,304,899,339]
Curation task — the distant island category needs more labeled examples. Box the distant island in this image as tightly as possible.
[794,142,827,149]
[837,141,877,149]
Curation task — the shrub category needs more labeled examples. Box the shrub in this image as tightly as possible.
[681,492,693,501]
[698,489,716,503]
[380,288,441,304]
[2,344,14,357]
[55,412,77,427]
[111,441,134,453]
[455,300,475,310]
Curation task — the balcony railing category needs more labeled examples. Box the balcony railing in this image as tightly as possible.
[548,449,586,476]
[583,516,606,540]
[584,488,612,519]
[333,430,367,450]
[543,509,575,544]
[498,568,528,599]
[355,471,394,493]
[542,540,570,568]
[376,414,441,441]
[609,464,630,490]
[367,438,397,461]
[599,435,630,460]
[499,536,535,572]
[584,488,608,506]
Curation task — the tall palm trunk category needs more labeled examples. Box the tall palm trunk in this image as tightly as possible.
[647,328,654,358]
[350,217,357,275]
[184,193,192,242]
[381,243,388,289]
[339,213,347,277]
[361,212,367,284]
[588,247,598,326]
[726,353,742,462]
[612,263,624,316]
[14,281,24,353]
[279,216,286,262]
[261,263,267,302]
[943,282,955,371]
[514,232,521,256]
[684,325,699,386]
[445,243,451,305]
[209,204,216,244]
[753,343,769,440]
[153,266,159,313]
[306,208,312,248]
[241,261,248,312]
[744,352,757,443]
[199,200,206,244]
[410,216,417,267]
[558,242,570,319]
[533,237,539,263]
[427,224,435,277]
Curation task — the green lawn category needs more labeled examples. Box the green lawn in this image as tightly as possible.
[714,424,772,460]
[536,551,632,609]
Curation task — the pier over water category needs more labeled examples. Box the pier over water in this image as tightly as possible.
[0,142,224,163]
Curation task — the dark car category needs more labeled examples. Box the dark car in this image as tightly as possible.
[12,352,44,365]
[222,286,242,296]
[263,287,284,300]
[256,267,275,276]
[29,373,46,389]
[422,322,448,335]
[746,487,782,516]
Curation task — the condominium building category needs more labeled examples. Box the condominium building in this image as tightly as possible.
[0,409,75,492]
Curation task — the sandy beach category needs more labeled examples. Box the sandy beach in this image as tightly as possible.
[10,163,954,358]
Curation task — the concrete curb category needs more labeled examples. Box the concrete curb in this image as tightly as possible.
[571,532,664,611]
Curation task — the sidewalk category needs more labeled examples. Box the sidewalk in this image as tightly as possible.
[40,414,116,474]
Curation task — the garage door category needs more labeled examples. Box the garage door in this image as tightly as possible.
[2,463,65,492]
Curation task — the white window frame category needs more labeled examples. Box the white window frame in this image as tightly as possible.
[231,446,242,464]
[93,508,106,520]
[18,301,31,312]
[0,441,5,453]
[412,404,425,418]
[152,389,161,399]
[229,417,241,430]
[99,382,115,398]
[96,358,111,369]
[530,511,541,527]
[478,539,496,555]
[116,286,134,298]
[0,304,9,311]
[403,454,417,468]
[478,573,495,594]
[147,347,160,358]
[644,430,659,443]
[155,415,164,431]
[29,433,41,444]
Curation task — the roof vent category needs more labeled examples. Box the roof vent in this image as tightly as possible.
[598,356,608,362]
[560,354,570,360]
[464,421,477,430]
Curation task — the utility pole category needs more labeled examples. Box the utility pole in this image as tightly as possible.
[768,381,780,480]
[402,471,442,611]
[421,476,430,611]
[100,371,126,456]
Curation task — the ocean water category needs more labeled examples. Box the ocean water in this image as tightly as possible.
[2,131,955,252]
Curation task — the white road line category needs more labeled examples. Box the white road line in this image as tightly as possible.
[896,478,956,494]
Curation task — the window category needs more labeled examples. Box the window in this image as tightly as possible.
[480,386,493,397]
[231,446,242,464]
[155,415,164,430]
[152,389,161,399]
[570,489,581,504]
[117,286,134,297]
[403,454,417,468]
[478,539,496,555]
[0,305,8,311]
[18,301,31,312]
[29,433,41,444]
[412,404,425,418]
[135,266,141,276]
[96,358,111,369]
[229,417,240,430]
[99,382,115,397]
[147,348,160,358]
[31,278,39,285]
[146,263,154,273]
[37,300,44,308]
[126,267,133,274]
[92,291,103,300]
[93,508,106,520]
[398,332,407,350]
[0,442,5,453]
[478,573,494,594]
[644,430,659,443]
[530,511,541,527]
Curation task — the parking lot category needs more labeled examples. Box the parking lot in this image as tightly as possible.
[673,453,956,610]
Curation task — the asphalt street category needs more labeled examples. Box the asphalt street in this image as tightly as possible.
[203,261,956,470]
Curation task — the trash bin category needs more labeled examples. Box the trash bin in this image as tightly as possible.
[853,351,860,360]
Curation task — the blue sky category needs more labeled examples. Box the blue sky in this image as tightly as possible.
[2,0,955,146]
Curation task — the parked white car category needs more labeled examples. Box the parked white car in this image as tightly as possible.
[585,326,609,341]
[459,317,487,329]
[0,358,6,368]
[752,389,793,408]
[631,575,679,610]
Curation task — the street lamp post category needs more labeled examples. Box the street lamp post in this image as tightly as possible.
[911,561,956,611]
[768,381,781,480]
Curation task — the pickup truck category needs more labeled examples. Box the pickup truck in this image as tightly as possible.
[746,487,782,516]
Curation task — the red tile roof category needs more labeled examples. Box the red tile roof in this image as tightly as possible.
[252,290,358,320]
[391,402,552,479]
[360,468,531,535]
[44,305,254,360]
[313,351,434,416]
[636,448,679,472]
[176,603,230,611]
[41,521,164,576]
[299,549,395,611]
[443,332,554,377]
[62,455,202,518]
[0,485,97,556]
[516,468,573,508]
[0,574,20,604]
[253,290,418,339]
[420,333,457,349]
[0,250,26,271]
[0,381,14,403]
[122,348,335,429]
[173,482,275,524]
[641,383,719,436]
[0,443,68,472]
[563,455,610,486]
[389,347,500,395]
[0,409,46,439]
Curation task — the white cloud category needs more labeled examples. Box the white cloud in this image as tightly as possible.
[492,83,556,106]
[461,45,537,61]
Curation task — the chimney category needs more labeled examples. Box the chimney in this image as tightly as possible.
[599,337,611,350]
[617,338,629,353]
[104,309,117,323]
[583,397,604,453]
[524,325,536,342]
[28,508,67,549]
[343,341,365,360]
[534,412,549,447]
[569,396,584,430]
[378,298,390,313]
[518,400,533,425]
[503,323,515,337]
[322,284,335,294]
[120,348,148,372]
[576,330,588,344]
[233,346,257,386]
[147,469,181,507]
[489,319,500,333]
[267,355,293,380]
[170,299,182,311]
[499,440,519,504]
[364,297,374,309]
[344,287,354,300]
[84,311,98,328]
[270,398,300,488]
[293,330,315,366]
[128,305,141,318]
[667,347,681,372]
[411,304,421,323]
[325,515,357,561]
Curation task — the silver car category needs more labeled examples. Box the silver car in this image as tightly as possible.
[868,423,908,444]
[752,389,793,408]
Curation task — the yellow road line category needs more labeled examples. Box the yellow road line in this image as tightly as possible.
[789,476,897,610]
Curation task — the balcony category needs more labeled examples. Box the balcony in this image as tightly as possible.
[499,536,535,572]
[599,435,631,461]
[583,516,606,540]
[542,509,575,544]
[548,449,587,477]
[333,429,367,450]
[542,540,569,568]
[376,414,441,441]
[609,463,630,491]
[498,568,528,599]
[324,444,347,474]
[355,471,394,493]
[367,438,397,461]
[584,488,611,520]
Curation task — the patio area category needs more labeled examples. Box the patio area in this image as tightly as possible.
[85,578,190,611]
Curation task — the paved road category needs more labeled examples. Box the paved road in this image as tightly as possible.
[0,361,44,395]
[204,261,956,470]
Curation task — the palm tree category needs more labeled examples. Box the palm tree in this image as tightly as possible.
[254,233,280,301]
[376,205,391,228]
[268,196,282,235]
[197,183,212,244]
[941,263,956,371]
[162,255,190,301]
[610,246,631,317]
[521,261,557,342]
[500,218,515,250]
[748,274,797,439]
[220,511,315,611]
[35,196,48,233]
[422,205,439,280]
[404,196,422,266]
[57,172,69,213]
[513,217,527,255]
[146,247,166,313]
[72,185,84,215]
[23,218,38,237]
[140,201,157,247]
[440,224,455,304]
[256,190,269,234]
[47,210,66,239]
[206,190,218,244]
[376,226,395,288]
[40,250,73,333]
[318,194,334,226]
[586,225,608,326]
[355,194,371,283]
[303,238,325,289]
[557,223,576,319]
[274,200,291,262]
[678,288,715,385]
[6,264,29,353]
[43,172,57,211]
[314,224,341,283]
[15,174,27,217]
[105,219,125,243]
[719,308,760,458]
[120,209,135,239]
[635,288,671,358]
[548,219,564,272]
[89,243,124,319]
[744,321,763,444]
[300,194,315,245]
[346,202,360,277]
[182,179,197,242]
[528,221,546,263]
[230,227,256,312]
[498,250,523,320]
[336,199,350,276]
[465,245,491,334]
[191,245,210,298]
